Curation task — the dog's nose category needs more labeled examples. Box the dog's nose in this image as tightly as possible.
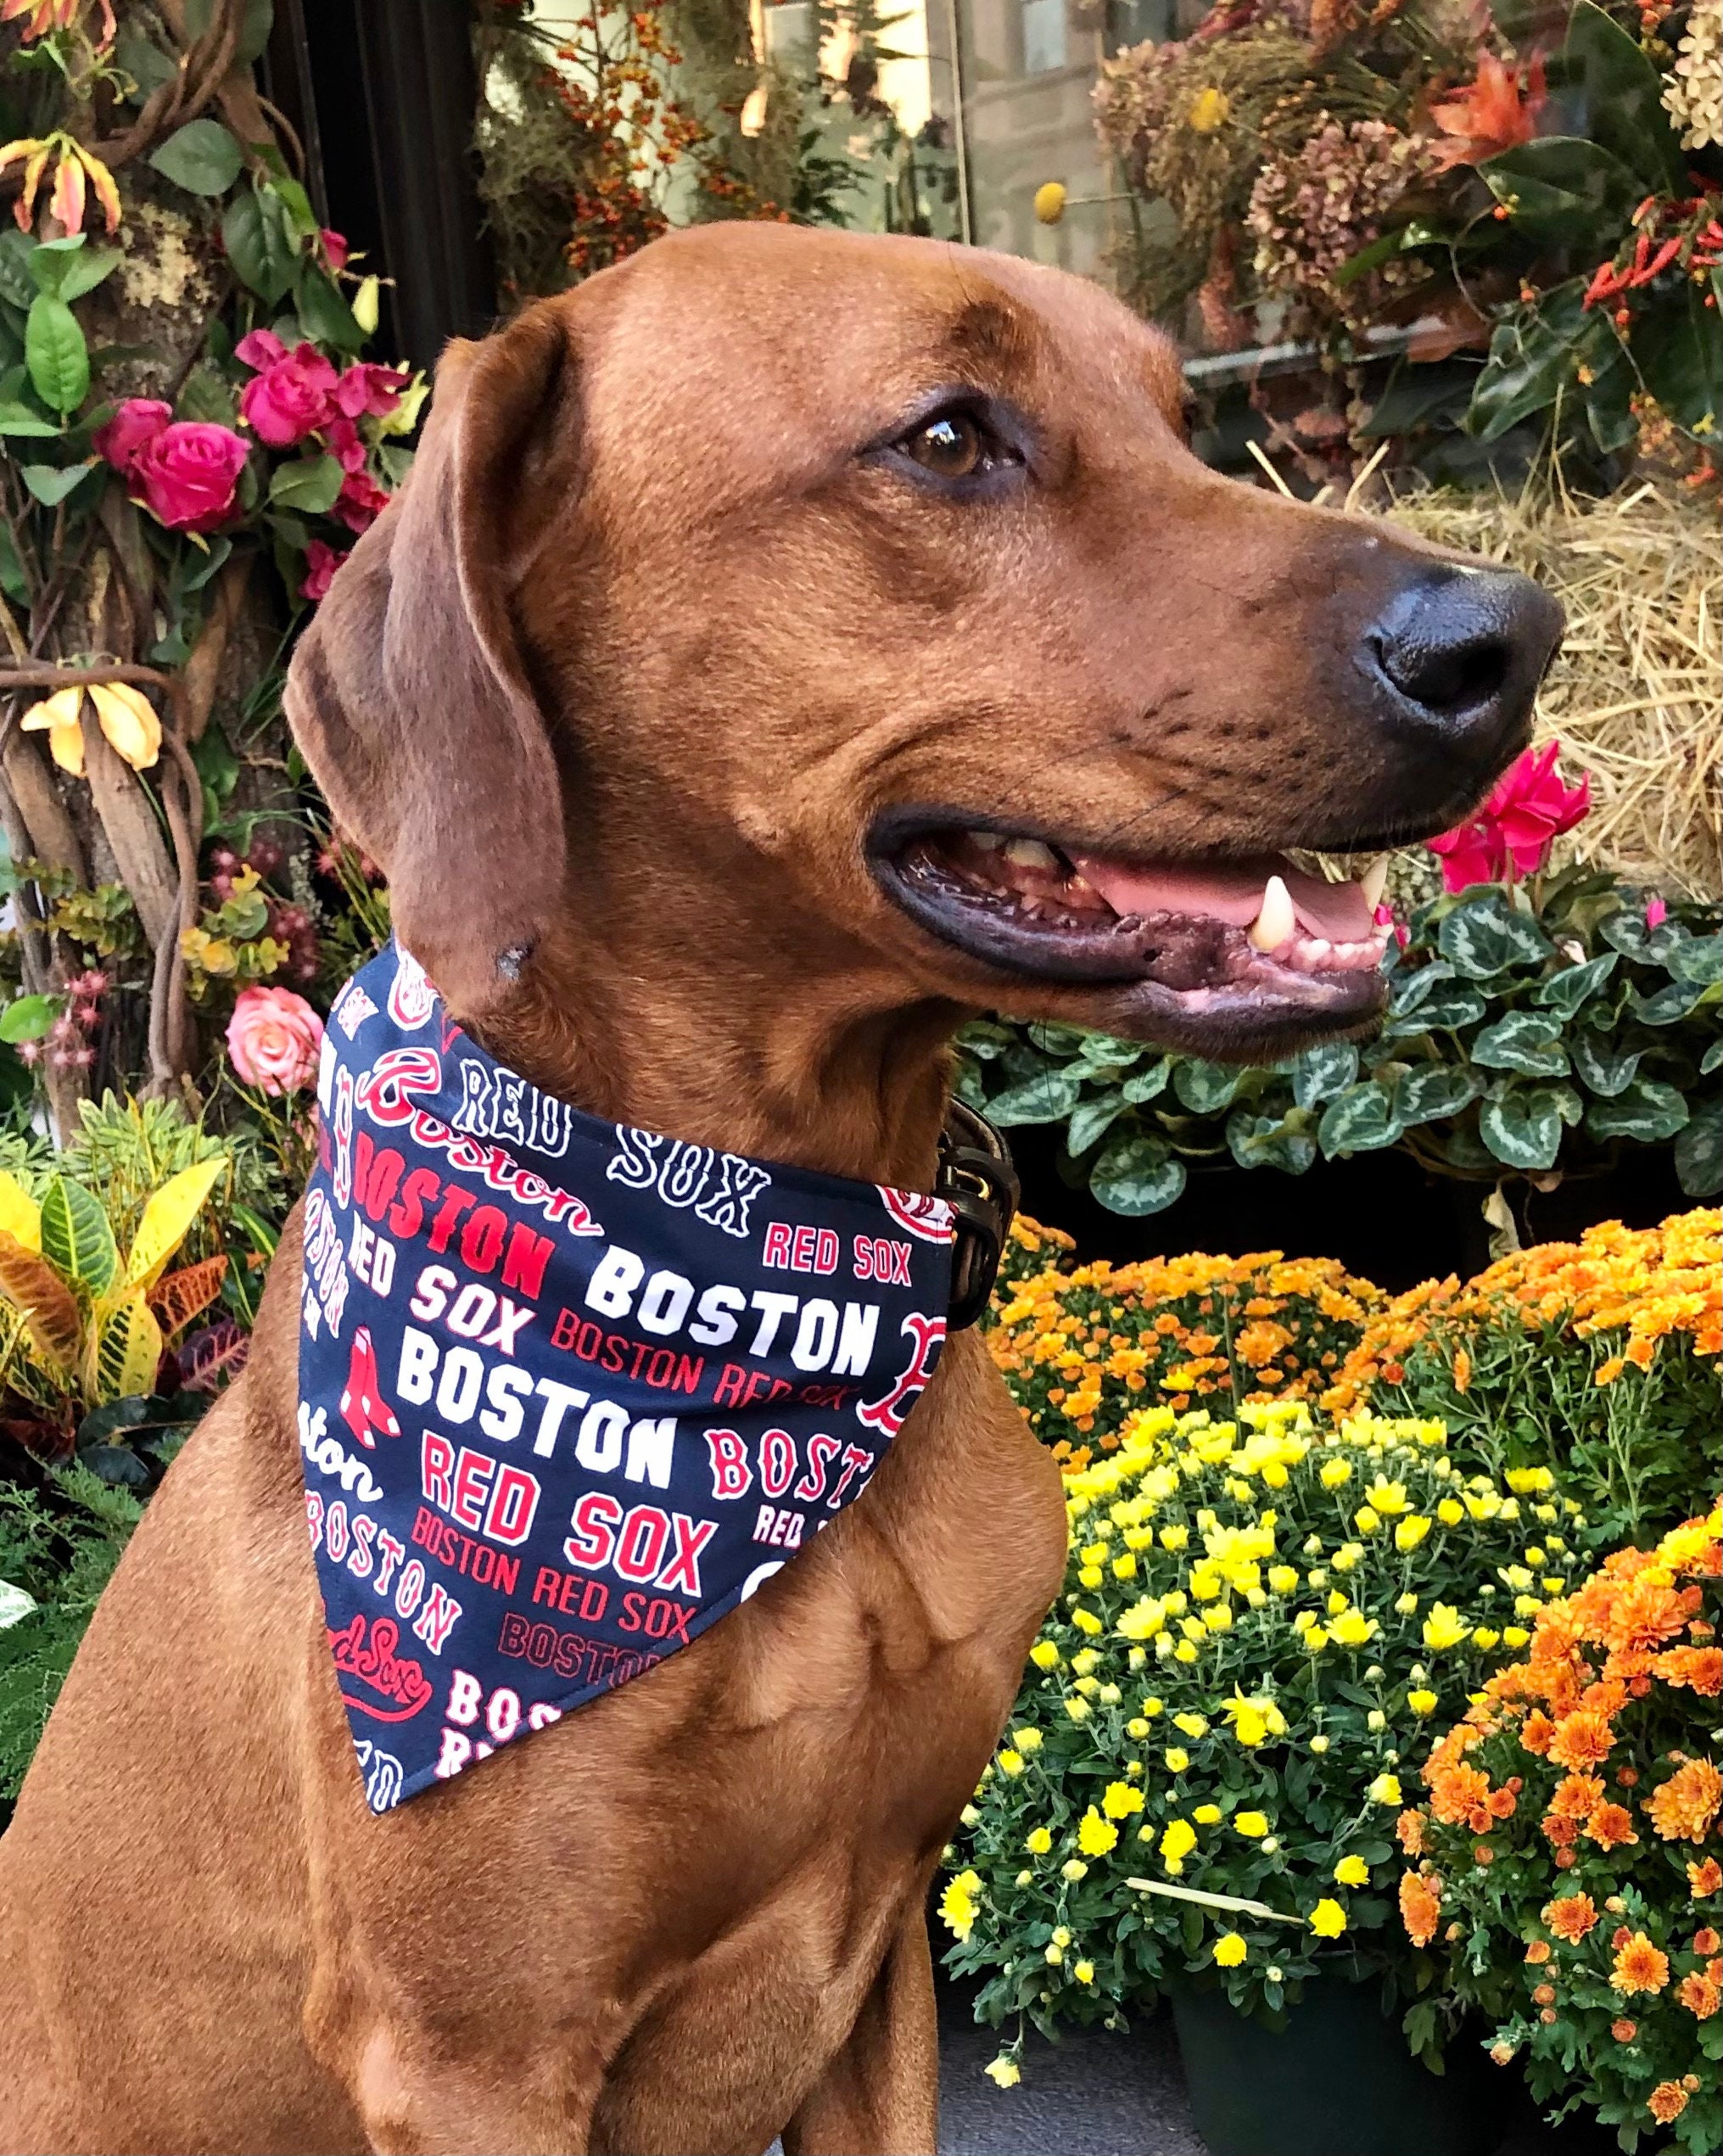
[1362,568,1564,764]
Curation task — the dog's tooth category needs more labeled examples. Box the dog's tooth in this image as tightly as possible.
[968,830,1005,852]
[1002,837,1060,871]
[1359,858,1389,910]
[1247,873,1295,952]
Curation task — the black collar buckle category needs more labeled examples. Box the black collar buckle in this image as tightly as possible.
[937,1101,1019,1332]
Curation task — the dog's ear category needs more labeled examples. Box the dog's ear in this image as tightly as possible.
[283,303,578,1018]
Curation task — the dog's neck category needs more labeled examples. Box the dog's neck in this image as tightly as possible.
[466,927,965,1196]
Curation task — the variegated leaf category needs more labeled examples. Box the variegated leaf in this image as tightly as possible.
[147,1253,227,1340]
[38,1176,118,1297]
[123,1157,227,1291]
[0,1226,82,1369]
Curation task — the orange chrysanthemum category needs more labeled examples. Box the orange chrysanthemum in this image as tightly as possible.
[1519,1710,1556,1756]
[1696,1928,1721,1956]
[1549,1772,1605,1819]
[1611,2018,1637,2042]
[1396,1809,1425,1855]
[1399,1871,1442,1948]
[1544,1894,1598,1944]
[1610,1932,1670,1996]
[1692,1856,1723,1896]
[1647,2080,1689,2124]
[1547,1710,1614,1770]
[1647,1759,1723,1843]
[1583,1802,1638,1851]
[1429,1761,1492,1823]
[1656,1644,1723,1695]
[1678,1971,1720,2019]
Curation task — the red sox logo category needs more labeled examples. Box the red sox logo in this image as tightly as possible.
[388,947,438,1030]
[856,1311,946,1439]
[328,1614,434,1722]
[339,1326,401,1449]
[875,1186,955,1244]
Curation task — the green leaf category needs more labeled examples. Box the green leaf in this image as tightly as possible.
[1480,137,1642,249]
[20,460,95,506]
[0,401,61,437]
[295,266,363,353]
[0,994,58,1044]
[186,0,275,66]
[1675,1099,1723,1197]
[1067,1095,1125,1157]
[987,1067,1085,1127]
[1571,1030,1643,1097]
[1121,1059,1171,1105]
[1552,0,1686,194]
[27,237,121,305]
[1317,1082,1401,1158]
[1438,893,1555,979]
[1470,1010,1569,1077]
[222,186,299,305]
[1702,1039,1723,1078]
[1289,1039,1359,1111]
[114,25,180,99]
[1090,1136,1185,1217]
[266,454,344,513]
[38,1177,119,1297]
[0,229,35,309]
[148,120,244,197]
[1468,283,1597,444]
[1479,1086,1567,1172]
[1389,960,1455,1014]
[1632,977,1709,1028]
[1225,1109,1315,1175]
[24,294,88,417]
[1666,934,1723,988]
[1396,1064,1485,1128]
[1584,1078,1689,1145]
[1533,951,1617,1021]
[1634,282,1723,445]
[1385,982,1491,1037]
[1172,1059,1244,1115]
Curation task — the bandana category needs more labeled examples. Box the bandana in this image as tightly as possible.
[299,940,963,1812]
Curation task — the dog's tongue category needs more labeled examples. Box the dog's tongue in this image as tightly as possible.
[1070,852,1373,943]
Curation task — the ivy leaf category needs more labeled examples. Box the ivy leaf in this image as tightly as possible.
[148,120,244,197]
[1317,1082,1402,1158]
[24,294,88,416]
[1467,281,1597,443]
[1067,1094,1125,1158]
[1479,1086,1568,1172]
[1438,893,1554,978]
[987,1067,1085,1127]
[1674,1098,1723,1197]
[1396,1064,1485,1128]
[1226,1109,1316,1175]
[1089,1135,1185,1216]
[1289,1039,1359,1111]
[1533,950,1617,1021]
[1389,960,1456,1015]
[185,0,275,67]
[1172,1059,1245,1115]
[1702,1039,1723,1078]
[1385,982,1489,1036]
[267,454,344,514]
[1584,1078,1690,1145]
[1552,0,1687,194]
[1570,1031,1643,1097]
[1470,1011,1570,1077]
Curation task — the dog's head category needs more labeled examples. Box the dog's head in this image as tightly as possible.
[287,224,1561,1065]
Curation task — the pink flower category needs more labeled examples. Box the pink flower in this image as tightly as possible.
[1645,894,1669,930]
[92,397,172,473]
[332,468,391,534]
[128,422,252,533]
[323,415,368,473]
[332,361,411,420]
[233,328,288,370]
[226,985,323,1096]
[1427,742,1590,892]
[238,340,339,449]
[299,539,348,603]
[321,228,350,272]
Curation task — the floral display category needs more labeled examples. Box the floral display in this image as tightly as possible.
[1397,1507,1722,2153]
[987,1249,1384,1470]
[1327,1209,1721,1547]
[223,987,323,1099]
[940,1399,1587,2079]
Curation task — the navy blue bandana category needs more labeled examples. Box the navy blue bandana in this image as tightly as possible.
[299,940,957,1812]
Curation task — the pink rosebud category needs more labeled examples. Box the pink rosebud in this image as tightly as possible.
[322,415,368,474]
[233,328,288,372]
[332,361,411,420]
[238,341,339,449]
[1645,894,1668,930]
[92,397,172,475]
[332,468,391,535]
[321,228,350,272]
[299,537,349,603]
[128,422,251,533]
[226,985,323,1096]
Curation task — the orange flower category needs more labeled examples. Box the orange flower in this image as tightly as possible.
[1541,1812,1580,1847]
[1696,1928,1721,1956]
[1428,53,1547,171]
[1612,2018,1637,2042]
[1396,1809,1426,1856]
[1548,1710,1614,1770]
[1520,1711,1556,1756]
[1400,1871,1442,1947]
[1531,1982,1556,2006]
[1549,1773,1605,1819]
[1610,1932,1670,1996]
[1429,1761,1492,1823]
[1656,1644,1723,1695]
[1678,1971,1720,2019]
[1647,2081,1689,2124]
[1583,1802,1637,1851]
[1544,1894,1598,1944]
[1647,1758,1722,1843]
[1525,1938,1552,1964]
[1691,1857,1723,1896]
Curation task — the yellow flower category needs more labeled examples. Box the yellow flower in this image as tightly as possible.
[1078,1565,1104,1590]
[1030,1641,1060,1670]
[1141,1696,1165,1717]
[1032,180,1066,225]
[1078,1807,1119,1856]
[1126,1717,1150,1739]
[1395,1515,1433,1553]
[1472,1627,1500,1651]
[1102,1781,1145,1820]
[1052,1927,1071,1947]
[1161,1817,1197,1868]
[1332,1543,1363,1572]
[1165,1748,1189,1772]
[1074,1959,1096,1984]
[1213,1932,1248,1967]
[1437,1498,1465,1527]
[1267,1565,1299,1593]
[1320,1459,1352,1488]
[1071,1649,1100,1676]
[1065,1697,1091,1722]
[1334,1855,1370,1886]
[1194,1804,1222,1825]
[1354,1506,1382,1534]
[998,1750,1026,1777]
[1234,1811,1270,1838]
[985,2056,1021,2088]
[1026,1827,1053,1854]
[939,1869,982,1940]
[1045,1942,1064,1964]
[1367,1773,1402,1806]
[1161,1525,1189,1551]
[1012,1728,1043,1753]
[20,681,161,776]
[1304,1627,1330,1652]
[1187,86,1232,132]
[1112,1552,1138,1581]
[1407,1689,1438,1716]
[1422,1604,1471,1651]
[1173,1713,1209,1739]
[1309,1898,1349,1939]
[1329,1611,1379,1648]
[20,685,87,776]
[1072,1607,1102,1636]
[1061,1859,1088,1882]
[1364,1479,1410,1516]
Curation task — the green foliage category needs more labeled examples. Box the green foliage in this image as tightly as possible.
[956,873,1723,1218]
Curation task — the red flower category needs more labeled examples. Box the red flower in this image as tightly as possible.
[92,397,173,473]
[1428,742,1590,890]
[299,539,349,604]
[332,362,411,421]
[321,227,350,272]
[238,338,339,449]
[130,423,251,533]
[332,468,391,535]
[1428,53,1546,172]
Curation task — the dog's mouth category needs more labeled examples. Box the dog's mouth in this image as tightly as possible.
[870,814,1395,1052]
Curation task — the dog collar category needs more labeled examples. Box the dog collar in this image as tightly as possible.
[298,939,1009,1812]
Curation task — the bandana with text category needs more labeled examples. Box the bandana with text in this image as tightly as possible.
[299,939,955,1811]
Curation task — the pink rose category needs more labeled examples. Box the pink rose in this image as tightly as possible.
[129,422,251,533]
[238,340,339,448]
[321,228,350,272]
[299,538,348,603]
[226,986,323,1096]
[233,328,288,370]
[332,362,411,420]
[93,397,172,473]
[332,468,391,534]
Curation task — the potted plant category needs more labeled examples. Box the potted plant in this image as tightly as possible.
[1396,1505,1721,2153]
[939,1397,1586,2154]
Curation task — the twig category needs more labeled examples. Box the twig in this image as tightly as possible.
[1124,1878,1307,1925]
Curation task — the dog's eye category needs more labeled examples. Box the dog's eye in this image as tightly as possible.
[890,405,1023,487]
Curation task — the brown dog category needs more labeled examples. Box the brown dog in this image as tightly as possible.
[0,224,1558,2156]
